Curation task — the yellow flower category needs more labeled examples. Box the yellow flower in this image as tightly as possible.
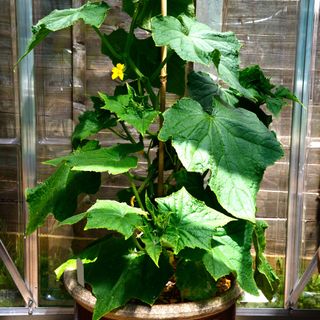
[111,63,125,80]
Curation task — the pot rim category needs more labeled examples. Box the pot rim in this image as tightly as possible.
[64,269,242,320]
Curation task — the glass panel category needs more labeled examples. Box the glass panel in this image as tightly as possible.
[0,146,24,307]
[298,5,320,309]
[0,0,19,139]
[222,0,300,308]
[33,0,74,307]
[0,0,24,307]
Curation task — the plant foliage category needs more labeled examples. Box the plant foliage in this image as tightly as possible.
[20,1,301,319]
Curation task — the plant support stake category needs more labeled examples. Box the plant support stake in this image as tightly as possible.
[157,0,167,197]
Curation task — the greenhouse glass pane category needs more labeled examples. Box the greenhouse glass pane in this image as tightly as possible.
[33,0,74,307]
[298,4,320,309]
[221,0,300,308]
[0,146,24,307]
[0,0,24,308]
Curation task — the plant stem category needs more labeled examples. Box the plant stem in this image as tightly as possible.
[126,57,158,108]
[150,50,172,83]
[108,127,128,140]
[92,26,122,61]
[120,121,136,144]
[132,234,144,251]
[127,173,145,211]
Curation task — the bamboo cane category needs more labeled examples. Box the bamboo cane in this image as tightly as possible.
[157,0,167,197]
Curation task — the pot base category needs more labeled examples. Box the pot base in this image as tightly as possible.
[75,302,236,320]
[64,270,241,320]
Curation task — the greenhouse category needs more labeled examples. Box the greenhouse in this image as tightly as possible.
[0,0,319,319]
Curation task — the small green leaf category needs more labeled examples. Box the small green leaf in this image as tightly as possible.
[26,162,101,234]
[156,187,234,254]
[203,220,259,295]
[84,200,147,239]
[72,110,117,147]
[253,220,280,300]
[45,144,143,174]
[99,91,158,136]
[54,257,97,280]
[140,224,162,267]
[266,97,287,117]
[58,212,88,226]
[159,98,284,221]
[18,1,109,62]
[84,238,173,320]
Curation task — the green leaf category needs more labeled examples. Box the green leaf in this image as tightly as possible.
[238,66,301,117]
[45,143,143,174]
[26,162,101,234]
[219,60,256,101]
[239,65,274,97]
[159,98,284,221]
[84,238,173,320]
[253,220,280,300]
[266,86,301,117]
[84,200,147,239]
[99,91,158,136]
[151,15,240,65]
[176,257,217,300]
[140,223,162,267]
[54,236,112,280]
[203,220,259,295]
[188,71,221,112]
[152,15,256,101]
[123,0,194,31]
[72,110,117,147]
[54,257,97,280]
[58,212,88,226]
[18,1,109,62]
[265,97,287,117]
[155,187,234,254]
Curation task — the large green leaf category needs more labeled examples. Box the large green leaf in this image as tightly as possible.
[158,98,283,221]
[123,0,194,30]
[253,220,280,300]
[155,187,234,254]
[99,91,158,136]
[18,1,109,62]
[203,220,259,295]
[84,200,147,239]
[84,238,173,320]
[54,237,108,280]
[188,71,221,112]
[26,162,101,234]
[45,143,142,174]
[176,257,217,300]
[152,15,256,100]
[152,15,239,65]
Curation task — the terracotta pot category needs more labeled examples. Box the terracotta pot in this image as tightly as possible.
[64,269,242,320]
